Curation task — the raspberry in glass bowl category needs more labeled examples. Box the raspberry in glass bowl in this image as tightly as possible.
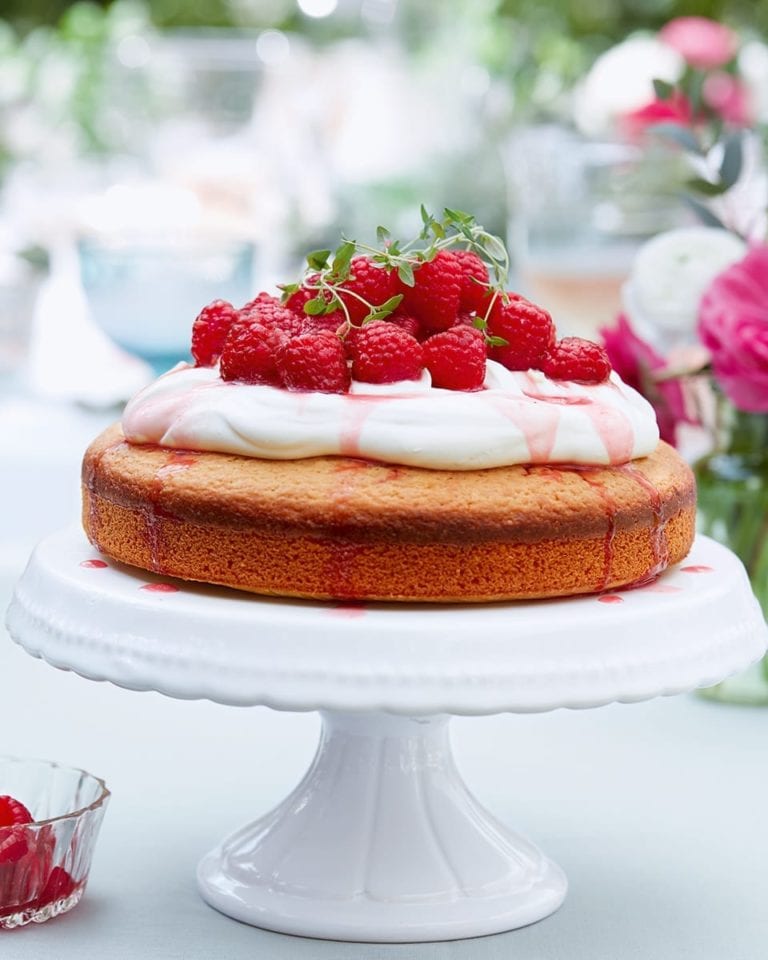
[0,757,109,929]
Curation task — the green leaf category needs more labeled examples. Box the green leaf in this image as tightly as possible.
[376,225,391,245]
[331,240,356,279]
[686,177,728,197]
[397,262,415,287]
[430,220,446,239]
[443,207,473,225]
[683,195,726,229]
[304,296,328,315]
[487,335,509,347]
[649,123,703,155]
[306,249,331,271]
[420,203,431,225]
[480,233,507,262]
[278,282,299,302]
[472,316,487,330]
[719,132,743,189]
[653,78,674,101]
[369,294,403,321]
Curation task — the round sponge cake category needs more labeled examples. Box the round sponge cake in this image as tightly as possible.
[81,424,695,602]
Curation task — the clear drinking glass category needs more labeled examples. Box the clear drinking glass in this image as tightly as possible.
[78,236,255,375]
[504,124,686,339]
[0,757,110,929]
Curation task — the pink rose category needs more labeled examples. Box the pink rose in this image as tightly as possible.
[621,93,692,141]
[703,72,753,126]
[601,314,695,444]
[699,246,768,413]
[660,17,738,70]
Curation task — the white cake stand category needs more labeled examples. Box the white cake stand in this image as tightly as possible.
[5,528,767,943]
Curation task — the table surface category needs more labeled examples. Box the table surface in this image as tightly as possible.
[2,396,767,959]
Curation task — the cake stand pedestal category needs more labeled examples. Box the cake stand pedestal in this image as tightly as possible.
[6,529,766,943]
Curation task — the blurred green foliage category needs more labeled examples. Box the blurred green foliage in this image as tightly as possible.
[3,0,768,34]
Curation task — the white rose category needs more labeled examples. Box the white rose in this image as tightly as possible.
[622,227,746,353]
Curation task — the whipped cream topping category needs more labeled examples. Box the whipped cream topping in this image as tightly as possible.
[122,362,659,470]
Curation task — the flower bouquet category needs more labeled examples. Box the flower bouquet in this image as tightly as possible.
[600,19,768,702]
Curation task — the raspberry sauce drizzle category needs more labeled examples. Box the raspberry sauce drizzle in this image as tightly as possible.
[485,396,560,462]
[681,565,713,573]
[80,559,108,569]
[144,451,198,573]
[140,582,179,593]
[617,463,669,580]
[578,472,617,591]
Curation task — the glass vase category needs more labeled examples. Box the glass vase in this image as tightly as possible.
[695,407,768,704]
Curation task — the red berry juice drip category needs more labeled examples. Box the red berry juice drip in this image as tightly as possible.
[80,559,108,569]
[617,463,669,581]
[582,403,635,465]
[577,471,617,592]
[681,565,713,574]
[339,396,380,458]
[324,459,372,599]
[140,582,179,593]
[143,450,198,573]
[485,395,560,462]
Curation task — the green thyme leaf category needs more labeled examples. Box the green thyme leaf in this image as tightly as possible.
[306,249,331,271]
[472,316,487,330]
[376,225,391,245]
[331,240,356,279]
[368,294,403,321]
[444,207,473,225]
[304,296,328,315]
[487,335,509,347]
[397,262,415,287]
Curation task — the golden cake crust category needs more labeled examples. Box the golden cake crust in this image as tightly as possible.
[82,424,696,602]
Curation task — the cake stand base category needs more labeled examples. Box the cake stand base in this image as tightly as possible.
[197,711,565,942]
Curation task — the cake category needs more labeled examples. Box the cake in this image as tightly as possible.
[82,209,695,602]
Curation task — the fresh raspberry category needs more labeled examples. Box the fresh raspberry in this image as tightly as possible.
[241,291,280,313]
[277,331,351,393]
[453,250,491,313]
[284,276,334,317]
[488,295,555,371]
[240,297,303,338]
[398,250,463,331]
[0,827,28,865]
[36,866,77,906]
[191,300,239,366]
[454,312,477,328]
[388,313,421,339]
[337,258,397,324]
[0,796,33,828]
[301,311,346,336]
[542,337,612,383]
[284,283,318,316]
[220,320,287,385]
[347,323,424,384]
[423,326,487,391]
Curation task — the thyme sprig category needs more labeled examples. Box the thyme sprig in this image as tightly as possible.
[280,207,511,344]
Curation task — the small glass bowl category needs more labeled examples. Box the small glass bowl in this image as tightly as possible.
[0,757,110,929]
